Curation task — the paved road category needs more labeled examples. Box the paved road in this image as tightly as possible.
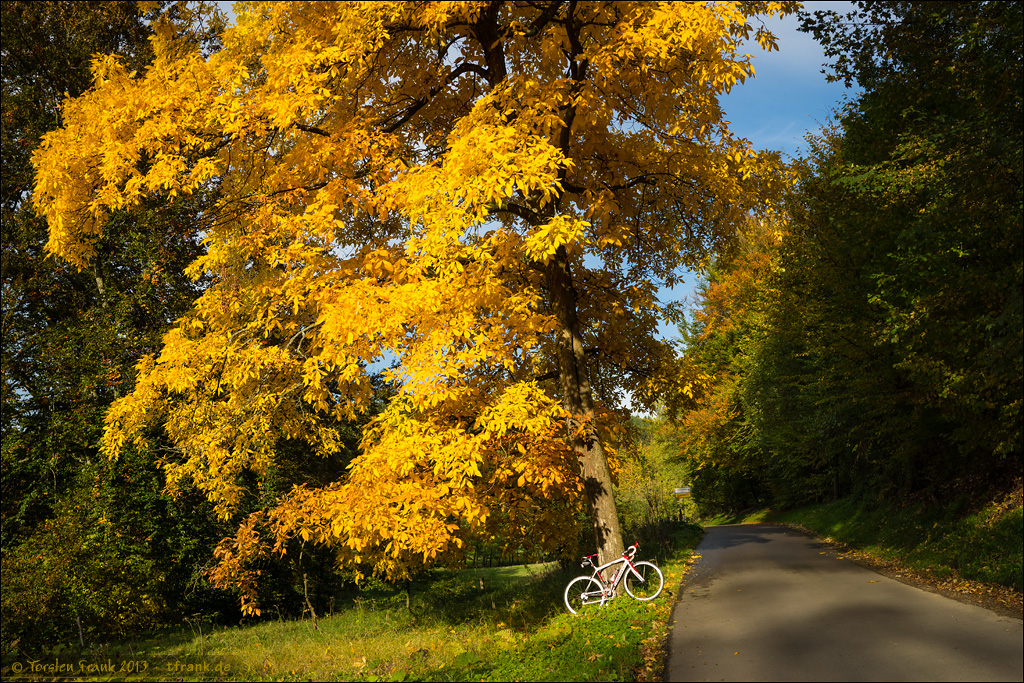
[664,524,1023,682]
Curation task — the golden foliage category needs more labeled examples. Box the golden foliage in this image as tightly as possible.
[33,1,795,613]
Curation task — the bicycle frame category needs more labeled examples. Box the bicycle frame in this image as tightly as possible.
[584,551,645,600]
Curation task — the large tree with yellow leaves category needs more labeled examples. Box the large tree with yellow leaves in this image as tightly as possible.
[33,1,793,613]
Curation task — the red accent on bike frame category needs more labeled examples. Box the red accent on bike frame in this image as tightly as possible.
[622,543,640,574]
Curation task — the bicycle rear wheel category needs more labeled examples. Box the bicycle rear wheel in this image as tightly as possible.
[623,561,664,601]
[564,576,605,615]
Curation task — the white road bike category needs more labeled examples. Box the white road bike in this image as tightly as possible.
[564,542,664,615]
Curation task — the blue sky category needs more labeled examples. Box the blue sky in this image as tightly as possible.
[723,1,858,160]
[655,1,861,341]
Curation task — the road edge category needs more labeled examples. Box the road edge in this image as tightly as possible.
[775,521,1023,620]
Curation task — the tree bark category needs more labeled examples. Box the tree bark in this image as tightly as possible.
[546,247,624,567]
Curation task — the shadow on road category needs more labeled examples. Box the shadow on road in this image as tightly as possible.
[697,524,826,550]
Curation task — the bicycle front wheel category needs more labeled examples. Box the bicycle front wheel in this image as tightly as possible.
[565,576,605,615]
[624,561,664,601]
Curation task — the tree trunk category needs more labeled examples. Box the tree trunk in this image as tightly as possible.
[474,0,624,566]
[302,572,319,630]
[546,248,624,567]
[299,547,318,630]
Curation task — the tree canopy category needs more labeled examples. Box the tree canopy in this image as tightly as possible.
[33,0,795,614]
[674,1,1022,514]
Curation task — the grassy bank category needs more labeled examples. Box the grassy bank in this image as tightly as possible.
[2,523,703,682]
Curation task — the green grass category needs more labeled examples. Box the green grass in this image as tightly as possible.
[2,524,704,682]
[701,509,772,526]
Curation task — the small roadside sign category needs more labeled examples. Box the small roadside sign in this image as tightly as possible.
[674,487,691,498]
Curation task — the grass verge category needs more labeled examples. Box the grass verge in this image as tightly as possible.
[2,524,703,682]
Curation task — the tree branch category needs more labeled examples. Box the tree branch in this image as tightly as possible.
[521,0,563,37]
[294,123,331,137]
[383,62,489,133]
[488,201,542,225]
[604,174,658,193]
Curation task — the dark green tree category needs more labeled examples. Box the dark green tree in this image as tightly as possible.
[2,0,195,544]
[1,1,232,646]
[792,0,1022,487]
[676,1,1021,512]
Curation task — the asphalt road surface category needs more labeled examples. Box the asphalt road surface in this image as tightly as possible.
[664,524,1023,682]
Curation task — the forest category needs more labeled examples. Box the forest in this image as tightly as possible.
[2,0,1020,656]
[676,2,1022,514]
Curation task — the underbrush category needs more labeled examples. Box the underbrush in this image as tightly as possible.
[1,523,704,682]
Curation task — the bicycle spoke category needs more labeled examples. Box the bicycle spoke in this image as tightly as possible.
[624,562,664,601]
[564,576,605,615]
